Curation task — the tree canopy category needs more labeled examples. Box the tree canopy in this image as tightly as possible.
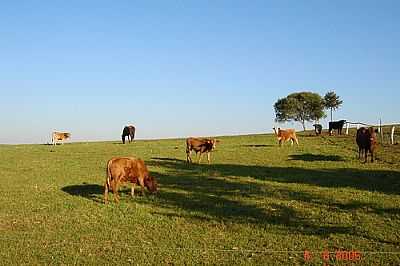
[324,91,343,121]
[274,92,326,131]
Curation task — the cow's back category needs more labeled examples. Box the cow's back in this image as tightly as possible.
[107,157,148,182]
[278,129,296,138]
[186,137,202,149]
[186,137,214,152]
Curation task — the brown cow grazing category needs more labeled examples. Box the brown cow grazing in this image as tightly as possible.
[356,127,378,163]
[104,157,158,204]
[273,127,299,146]
[186,137,218,164]
[52,132,71,145]
[122,125,136,144]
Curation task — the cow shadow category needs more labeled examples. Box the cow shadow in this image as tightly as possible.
[289,153,345,162]
[62,183,104,203]
[151,157,182,162]
[241,144,273,148]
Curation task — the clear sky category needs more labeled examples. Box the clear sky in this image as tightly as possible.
[0,1,399,144]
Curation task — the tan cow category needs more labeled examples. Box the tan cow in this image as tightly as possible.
[52,132,71,145]
[104,157,158,204]
[272,127,299,146]
[186,137,218,164]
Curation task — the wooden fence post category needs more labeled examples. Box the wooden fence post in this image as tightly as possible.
[391,126,396,145]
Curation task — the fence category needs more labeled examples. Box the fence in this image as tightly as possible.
[344,122,398,145]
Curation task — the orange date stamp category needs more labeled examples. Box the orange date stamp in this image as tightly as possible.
[304,250,362,264]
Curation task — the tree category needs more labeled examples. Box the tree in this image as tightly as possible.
[324,91,343,122]
[274,92,326,131]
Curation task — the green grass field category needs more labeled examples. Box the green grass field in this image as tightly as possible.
[1,130,399,265]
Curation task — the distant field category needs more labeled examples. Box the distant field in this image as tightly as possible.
[1,130,399,265]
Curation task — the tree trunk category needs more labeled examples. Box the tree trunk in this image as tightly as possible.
[301,121,306,131]
[330,108,333,122]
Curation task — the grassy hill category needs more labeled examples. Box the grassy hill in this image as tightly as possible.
[0,131,399,265]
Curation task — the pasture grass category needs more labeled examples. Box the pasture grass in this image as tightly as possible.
[0,129,399,265]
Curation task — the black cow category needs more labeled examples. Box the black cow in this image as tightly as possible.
[313,124,322,135]
[122,125,136,144]
[329,120,346,136]
[356,127,378,163]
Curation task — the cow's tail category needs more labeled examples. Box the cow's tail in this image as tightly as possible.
[132,127,136,141]
[106,159,113,189]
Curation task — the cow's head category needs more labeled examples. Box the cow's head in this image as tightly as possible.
[144,176,158,193]
[369,127,378,140]
[207,139,219,150]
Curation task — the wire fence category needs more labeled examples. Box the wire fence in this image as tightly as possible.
[343,121,399,145]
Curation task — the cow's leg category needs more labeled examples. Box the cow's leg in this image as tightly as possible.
[131,183,136,197]
[104,181,109,204]
[186,149,192,163]
[364,150,368,163]
[294,137,299,146]
[112,180,120,203]
[193,151,199,163]
[290,139,294,146]
[370,149,374,163]
[138,178,145,196]
[198,153,203,164]
[207,152,211,164]
[122,135,125,144]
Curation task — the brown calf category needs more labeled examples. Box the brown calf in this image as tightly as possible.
[273,127,299,146]
[186,137,218,164]
[52,132,71,145]
[356,127,378,163]
[104,157,158,203]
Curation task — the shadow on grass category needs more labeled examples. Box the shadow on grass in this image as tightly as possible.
[148,158,400,195]
[61,157,399,242]
[147,170,357,238]
[62,182,150,203]
[241,144,274,148]
[151,157,182,162]
[146,159,400,243]
[289,153,345,162]
[62,183,104,203]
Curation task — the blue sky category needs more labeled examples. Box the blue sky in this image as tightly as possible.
[0,1,399,144]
